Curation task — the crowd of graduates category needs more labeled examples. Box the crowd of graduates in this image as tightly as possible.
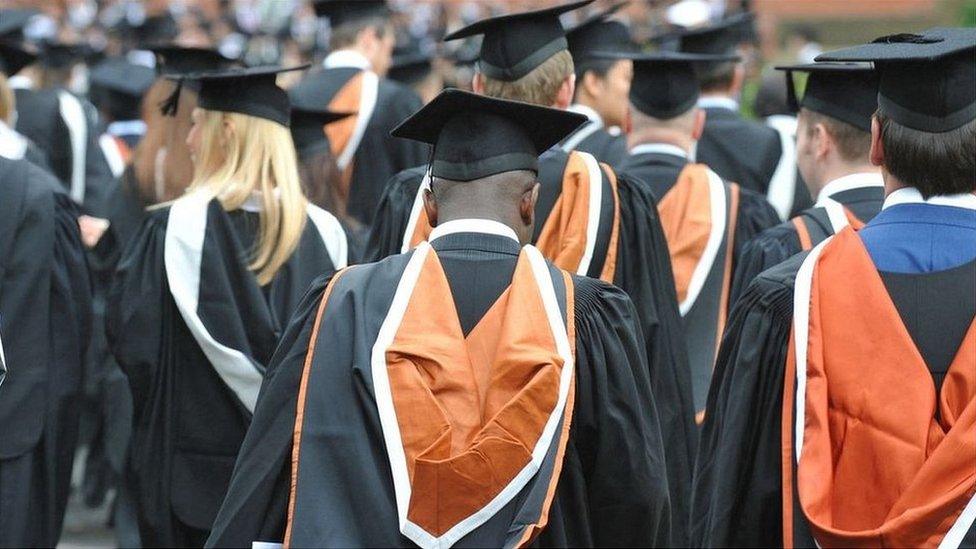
[0,1,973,548]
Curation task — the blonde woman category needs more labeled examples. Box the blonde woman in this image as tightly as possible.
[106,65,348,547]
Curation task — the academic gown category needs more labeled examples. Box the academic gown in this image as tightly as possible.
[696,104,783,197]
[691,197,976,547]
[289,63,427,226]
[106,193,348,546]
[560,105,628,167]
[0,157,92,547]
[730,173,885,306]
[206,228,672,548]
[366,149,696,545]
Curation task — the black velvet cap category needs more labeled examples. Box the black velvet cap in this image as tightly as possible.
[0,40,36,76]
[388,45,434,85]
[391,88,587,182]
[39,42,90,69]
[566,2,639,63]
[816,27,976,133]
[0,9,36,41]
[775,62,878,132]
[290,107,352,159]
[147,45,238,77]
[676,12,754,55]
[312,0,389,26]
[443,0,593,82]
[163,65,309,127]
[89,57,156,120]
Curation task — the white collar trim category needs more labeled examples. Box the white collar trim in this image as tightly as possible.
[629,142,689,159]
[815,172,884,206]
[567,104,604,126]
[323,49,372,71]
[428,219,520,244]
[883,187,976,211]
[106,120,147,137]
[697,96,739,112]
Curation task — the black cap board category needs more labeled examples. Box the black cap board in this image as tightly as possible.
[39,41,90,69]
[676,12,754,56]
[775,62,878,132]
[0,9,36,41]
[290,107,353,159]
[566,1,640,65]
[313,0,389,27]
[391,88,587,182]
[443,0,593,82]
[89,57,156,121]
[388,45,434,85]
[147,45,238,77]
[594,51,737,119]
[162,65,309,127]
[0,40,36,76]
[816,27,975,133]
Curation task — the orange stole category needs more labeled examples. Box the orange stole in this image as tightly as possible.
[325,71,366,204]
[384,248,576,540]
[406,152,620,283]
[791,207,868,252]
[656,163,718,303]
[782,228,976,548]
[113,136,132,164]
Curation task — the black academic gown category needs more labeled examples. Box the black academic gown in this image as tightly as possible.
[106,197,345,546]
[561,126,628,167]
[206,231,672,548]
[696,105,782,197]
[730,182,884,306]
[690,252,976,547]
[289,66,427,226]
[366,150,696,545]
[0,157,92,547]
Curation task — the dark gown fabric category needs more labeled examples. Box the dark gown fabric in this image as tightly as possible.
[730,185,885,306]
[206,232,672,548]
[570,127,628,167]
[106,201,340,546]
[289,67,427,226]
[696,106,782,197]
[0,157,92,547]
[366,150,696,545]
[690,253,976,548]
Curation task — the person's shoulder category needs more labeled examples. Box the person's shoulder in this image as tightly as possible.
[749,217,802,250]
[386,165,427,194]
[1,156,62,201]
[753,251,805,297]
[570,273,634,319]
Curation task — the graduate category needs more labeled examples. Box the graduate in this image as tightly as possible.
[88,57,156,178]
[0,155,92,546]
[692,28,976,547]
[561,1,633,166]
[290,0,427,226]
[0,39,49,167]
[618,51,779,425]
[106,65,349,546]
[731,62,883,304]
[674,15,810,219]
[367,6,695,543]
[207,88,671,548]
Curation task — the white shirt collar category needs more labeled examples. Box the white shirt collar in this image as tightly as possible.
[0,120,28,160]
[629,142,689,159]
[883,187,976,211]
[567,104,604,127]
[697,96,739,112]
[815,172,884,206]
[106,120,147,137]
[428,218,520,244]
[323,49,372,71]
[6,74,33,90]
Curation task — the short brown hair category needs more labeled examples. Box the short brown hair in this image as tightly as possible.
[330,17,390,50]
[877,111,976,199]
[801,109,872,163]
[481,50,573,106]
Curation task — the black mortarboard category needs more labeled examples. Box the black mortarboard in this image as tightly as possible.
[39,41,90,70]
[595,51,737,119]
[312,0,389,27]
[443,0,593,82]
[290,107,353,159]
[89,58,156,121]
[388,45,434,85]
[775,62,878,132]
[676,13,754,55]
[816,27,976,133]
[0,40,36,76]
[0,9,36,41]
[162,65,309,127]
[148,45,238,77]
[566,2,640,64]
[391,88,586,182]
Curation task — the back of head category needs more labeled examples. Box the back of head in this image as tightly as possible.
[480,49,574,106]
[329,16,391,51]
[877,113,975,198]
[799,108,872,164]
[132,79,196,203]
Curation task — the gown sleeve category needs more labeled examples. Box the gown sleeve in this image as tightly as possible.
[205,274,333,548]
[49,191,93,386]
[690,257,800,547]
[729,222,802,308]
[363,167,425,263]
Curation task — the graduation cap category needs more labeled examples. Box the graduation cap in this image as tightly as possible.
[0,9,37,41]
[0,40,36,76]
[594,51,737,119]
[388,45,434,85]
[675,12,755,56]
[443,0,593,82]
[290,107,353,159]
[147,45,238,77]
[89,57,157,121]
[566,1,640,64]
[391,88,587,182]
[775,62,878,132]
[39,41,90,70]
[816,27,975,133]
[161,65,309,127]
[312,0,390,27]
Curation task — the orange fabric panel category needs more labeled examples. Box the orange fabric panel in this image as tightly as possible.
[844,207,867,230]
[792,217,813,251]
[796,228,976,547]
[597,162,620,283]
[656,164,714,303]
[715,183,739,361]
[113,136,132,164]
[781,334,798,548]
[408,203,432,249]
[385,251,573,537]
[284,268,352,549]
[325,71,364,204]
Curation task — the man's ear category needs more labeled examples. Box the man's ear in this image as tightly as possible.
[869,116,885,167]
[422,187,438,227]
[730,63,746,96]
[814,122,831,160]
[471,72,484,94]
[554,74,575,109]
[520,182,539,227]
[691,108,706,140]
[581,70,601,100]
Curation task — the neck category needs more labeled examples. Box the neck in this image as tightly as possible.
[815,162,880,196]
[437,211,526,244]
[627,126,694,154]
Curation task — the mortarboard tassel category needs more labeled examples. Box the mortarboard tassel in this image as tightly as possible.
[158,77,185,117]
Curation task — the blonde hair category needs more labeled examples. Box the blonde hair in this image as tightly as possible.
[0,72,15,124]
[481,50,574,106]
[189,108,308,285]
